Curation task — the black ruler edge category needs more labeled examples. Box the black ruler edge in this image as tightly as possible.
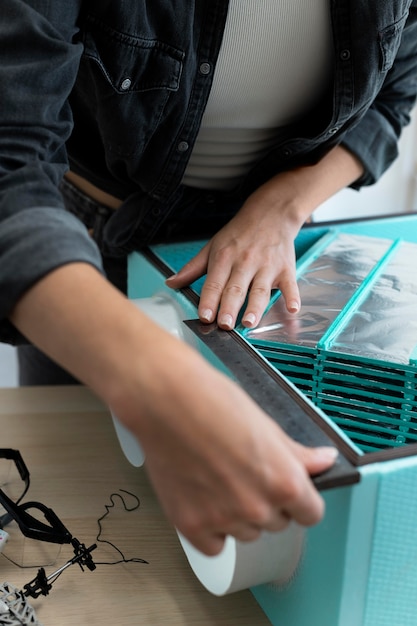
[184,319,360,490]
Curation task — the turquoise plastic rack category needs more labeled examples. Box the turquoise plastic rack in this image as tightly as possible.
[242,231,417,453]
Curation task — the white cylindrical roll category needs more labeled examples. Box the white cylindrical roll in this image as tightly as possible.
[131,293,196,345]
[110,293,193,467]
[177,523,304,595]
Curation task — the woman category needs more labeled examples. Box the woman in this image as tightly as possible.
[1,0,416,555]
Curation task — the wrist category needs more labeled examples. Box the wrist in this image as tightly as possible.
[248,171,310,232]
[249,144,364,227]
[109,330,213,449]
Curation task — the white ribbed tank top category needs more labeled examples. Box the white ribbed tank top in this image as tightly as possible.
[182,0,333,190]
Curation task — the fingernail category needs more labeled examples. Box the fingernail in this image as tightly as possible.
[165,274,177,282]
[219,314,233,329]
[316,447,338,462]
[288,300,300,313]
[243,313,256,327]
[200,308,213,322]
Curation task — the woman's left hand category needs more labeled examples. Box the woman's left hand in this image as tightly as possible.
[166,181,303,330]
[166,145,364,329]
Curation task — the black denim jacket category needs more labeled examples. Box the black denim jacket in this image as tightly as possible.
[1,0,417,342]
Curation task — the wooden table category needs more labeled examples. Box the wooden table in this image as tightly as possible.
[0,386,270,625]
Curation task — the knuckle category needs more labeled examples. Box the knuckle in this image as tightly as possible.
[202,538,225,557]
[234,526,262,543]
[207,508,230,530]
[178,512,206,538]
[224,282,246,298]
[238,247,256,265]
[214,246,234,265]
[265,516,291,533]
[230,490,270,527]
[204,280,224,295]
[183,507,233,538]
[243,501,270,527]
[277,268,297,288]
[249,284,270,299]
[278,475,306,505]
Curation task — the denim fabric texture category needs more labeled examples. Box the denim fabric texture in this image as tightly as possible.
[1,0,417,344]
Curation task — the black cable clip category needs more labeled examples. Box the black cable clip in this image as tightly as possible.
[71,537,97,572]
[23,540,97,599]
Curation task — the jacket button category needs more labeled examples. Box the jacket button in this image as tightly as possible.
[177,141,189,152]
[120,78,132,91]
[340,49,350,61]
[199,62,211,75]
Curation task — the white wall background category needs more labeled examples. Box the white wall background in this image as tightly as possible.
[0,344,18,387]
[1,111,417,387]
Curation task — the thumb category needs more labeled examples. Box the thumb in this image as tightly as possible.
[288,441,339,477]
[165,245,210,289]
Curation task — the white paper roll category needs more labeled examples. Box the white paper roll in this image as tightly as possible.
[111,293,305,594]
[110,293,195,467]
[177,524,304,595]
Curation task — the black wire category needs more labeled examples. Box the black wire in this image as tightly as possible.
[0,488,148,585]
[1,550,60,569]
[94,489,148,566]
[0,491,148,626]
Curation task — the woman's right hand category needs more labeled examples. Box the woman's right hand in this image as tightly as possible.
[114,328,337,555]
[11,263,337,556]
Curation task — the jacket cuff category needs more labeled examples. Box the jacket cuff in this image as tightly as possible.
[341,108,401,190]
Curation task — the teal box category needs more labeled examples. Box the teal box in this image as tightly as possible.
[127,215,417,626]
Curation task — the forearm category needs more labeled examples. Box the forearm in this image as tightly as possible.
[247,144,364,228]
[9,263,187,429]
